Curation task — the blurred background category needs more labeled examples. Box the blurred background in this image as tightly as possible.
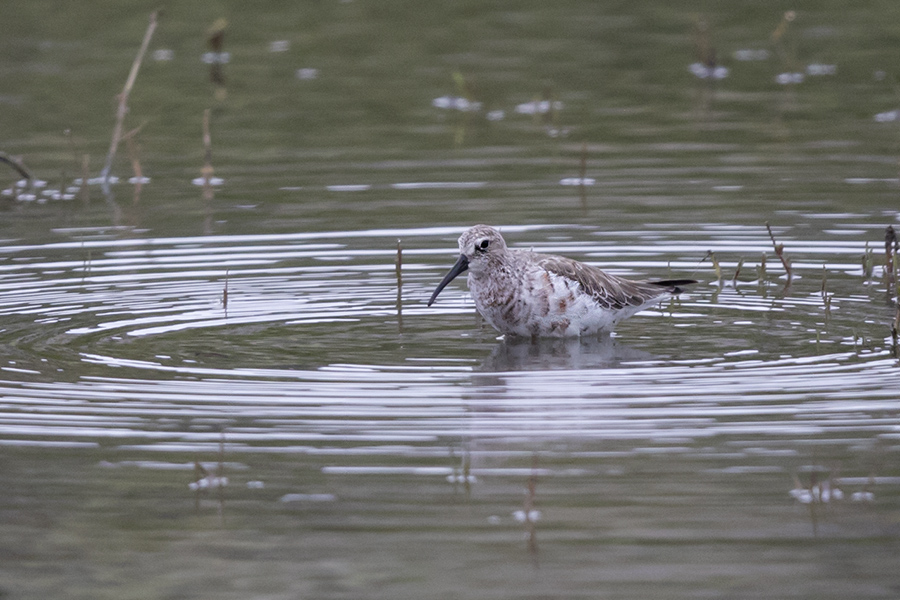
[1,1,899,598]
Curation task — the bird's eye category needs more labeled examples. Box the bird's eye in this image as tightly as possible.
[478,239,490,250]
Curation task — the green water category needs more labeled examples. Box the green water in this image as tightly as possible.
[1,1,900,599]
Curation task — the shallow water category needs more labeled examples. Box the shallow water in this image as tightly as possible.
[2,2,900,599]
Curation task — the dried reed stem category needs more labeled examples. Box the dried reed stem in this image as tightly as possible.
[395,240,403,331]
[579,141,588,208]
[862,242,874,278]
[0,152,32,181]
[732,257,744,286]
[101,11,158,191]
[765,221,792,279]
[821,265,831,312]
[201,108,214,202]
[525,453,539,559]
[885,225,897,276]
[771,10,796,44]
[122,123,146,204]
[395,239,403,289]
[217,431,226,524]
[891,304,900,356]
[80,154,90,204]
[705,250,722,283]
[222,269,229,314]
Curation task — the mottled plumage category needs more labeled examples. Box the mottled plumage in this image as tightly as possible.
[428,225,696,337]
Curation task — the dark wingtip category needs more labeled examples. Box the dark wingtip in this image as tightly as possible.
[649,279,698,294]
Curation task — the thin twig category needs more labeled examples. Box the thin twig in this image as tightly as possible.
[80,154,90,204]
[124,136,141,187]
[766,221,792,279]
[222,269,229,315]
[202,109,212,172]
[891,303,900,357]
[579,141,588,209]
[862,242,873,278]
[0,152,32,181]
[705,250,722,283]
[201,108,215,202]
[885,225,897,277]
[123,123,146,204]
[101,11,159,192]
[0,153,32,201]
[64,128,81,177]
[217,430,226,525]
[732,257,744,286]
[395,239,403,287]
[207,19,228,96]
[525,453,539,561]
[395,239,403,332]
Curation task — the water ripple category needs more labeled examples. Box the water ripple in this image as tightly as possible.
[0,224,897,456]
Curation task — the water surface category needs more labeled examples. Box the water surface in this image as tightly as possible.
[1,2,899,598]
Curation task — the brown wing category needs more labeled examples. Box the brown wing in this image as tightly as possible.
[534,254,675,311]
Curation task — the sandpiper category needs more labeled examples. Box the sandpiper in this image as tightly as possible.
[427,225,696,337]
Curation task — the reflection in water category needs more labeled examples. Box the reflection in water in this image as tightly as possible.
[790,469,843,537]
[4,0,900,594]
[519,454,541,562]
[205,18,228,100]
[395,239,404,334]
[191,460,228,523]
[481,335,656,372]
[1,226,899,598]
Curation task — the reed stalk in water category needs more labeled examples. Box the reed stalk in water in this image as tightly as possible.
[766,221,792,280]
[101,11,159,194]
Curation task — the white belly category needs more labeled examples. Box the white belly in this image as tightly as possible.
[468,268,651,337]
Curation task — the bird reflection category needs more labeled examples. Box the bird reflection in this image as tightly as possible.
[480,334,657,372]
[464,335,662,563]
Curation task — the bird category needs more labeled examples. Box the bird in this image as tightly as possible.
[427,225,696,337]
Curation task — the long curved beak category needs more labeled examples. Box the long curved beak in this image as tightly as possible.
[427,254,469,306]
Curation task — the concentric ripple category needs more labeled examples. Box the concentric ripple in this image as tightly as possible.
[0,223,897,462]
